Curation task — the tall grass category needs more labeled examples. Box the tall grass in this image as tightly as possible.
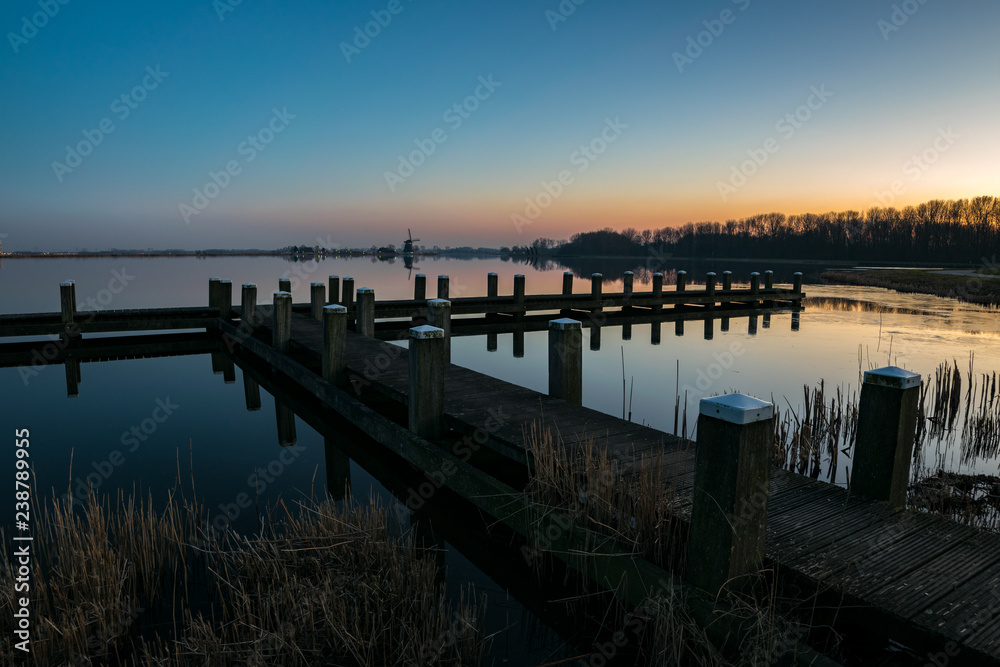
[0,489,486,666]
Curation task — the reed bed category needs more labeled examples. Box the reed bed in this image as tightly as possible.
[522,424,832,666]
[0,489,486,666]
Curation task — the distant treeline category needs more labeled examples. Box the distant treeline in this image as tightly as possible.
[543,196,1000,262]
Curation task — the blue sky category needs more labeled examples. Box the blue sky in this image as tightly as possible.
[1,0,997,250]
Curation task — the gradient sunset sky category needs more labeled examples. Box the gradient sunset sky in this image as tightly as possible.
[1,0,997,251]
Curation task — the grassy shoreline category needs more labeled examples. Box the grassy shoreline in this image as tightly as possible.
[820,268,1000,306]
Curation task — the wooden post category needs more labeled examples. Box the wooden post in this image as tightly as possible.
[342,277,355,315]
[241,283,258,330]
[591,273,602,315]
[764,270,774,290]
[322,305,348,383]
[748,314,758,335]
[562,271,574,296]
[356,287,375,337]
[650,321,661,345]
[243,374,262,411]
[705,272,716,309]
[408,325,445,438]
[675,320,684,337]
[208,277,221,310]
[414,274,426,301]
[513,274,525,318]
[437,275,449,300]
[793,272,803,296]
[623,322,632,341]
[310,282,325,321]
[721,316,730,333]
[548,318,582,404]
[791,312,800,331]
[279,276,291,294]
[218,279,232,320]
[722,271,732,291]
[427,299,451,363]
[622,271,633,313]
[275,398,297,447]
[513,328,525,358]
[273,291,292,353]
[328,275,340,305]
[852,367,921,506]
[749,272,760,306]
[60,280,80,340]
[487,332,498,352]
[589,323,601,351]
[652,272,663,313]
[704,318,714,340]
[486,273,498,319]
[676,270,687,292]
[688,393,774,594]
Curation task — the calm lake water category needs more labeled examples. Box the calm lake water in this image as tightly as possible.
[2,255,998,661]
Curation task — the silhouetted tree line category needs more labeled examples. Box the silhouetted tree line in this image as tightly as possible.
[551,197,1000,261]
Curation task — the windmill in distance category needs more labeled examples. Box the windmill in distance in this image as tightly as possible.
[403,229,419,255]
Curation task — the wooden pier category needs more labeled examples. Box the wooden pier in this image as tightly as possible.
[5,272,1000,663]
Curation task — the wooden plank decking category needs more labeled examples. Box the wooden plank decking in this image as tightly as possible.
[234,304,1000,664]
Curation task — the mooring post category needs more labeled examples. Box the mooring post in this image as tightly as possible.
[793,272,803,296]
[548,318,582,404]
[763,270,774,307]
[60,280,80,340]
[322,304,348,383]
[513,274,525,318]
[218,279,232,320]
[591,273,603,315]
[310,282,325,321]
[279,276,291,294]
[589,323,601,351]
[487,272,498,298]
[704,318,714,340]
[437,275,449,300]
[408,325,446,439]
[241,283,258,330]
[721,316,730,333]
[487,332,498,352]
[675,320,684,337]
[749,272,760,307]
[275,398,297,447]
[562,271,574,296]
[705,272,716,309]
[427,299,452,363]
[652,272,663,313]
[651,321,661,345]
[342,277,355,315]
[676,270,687,292]
[208,277,221,309]
[243,374,262,411]
[852,367,922,506]
[273,291,292,353]
[722,270,733,291]
[356,287,375,337]
[622,271,634,313]
[748,314,758,336]
[688,393,774,594]
[414,273,426,301]
[513,328,525,358]
[328,275,340,305]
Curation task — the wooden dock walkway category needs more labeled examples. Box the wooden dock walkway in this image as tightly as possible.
[225,302,1000,665]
